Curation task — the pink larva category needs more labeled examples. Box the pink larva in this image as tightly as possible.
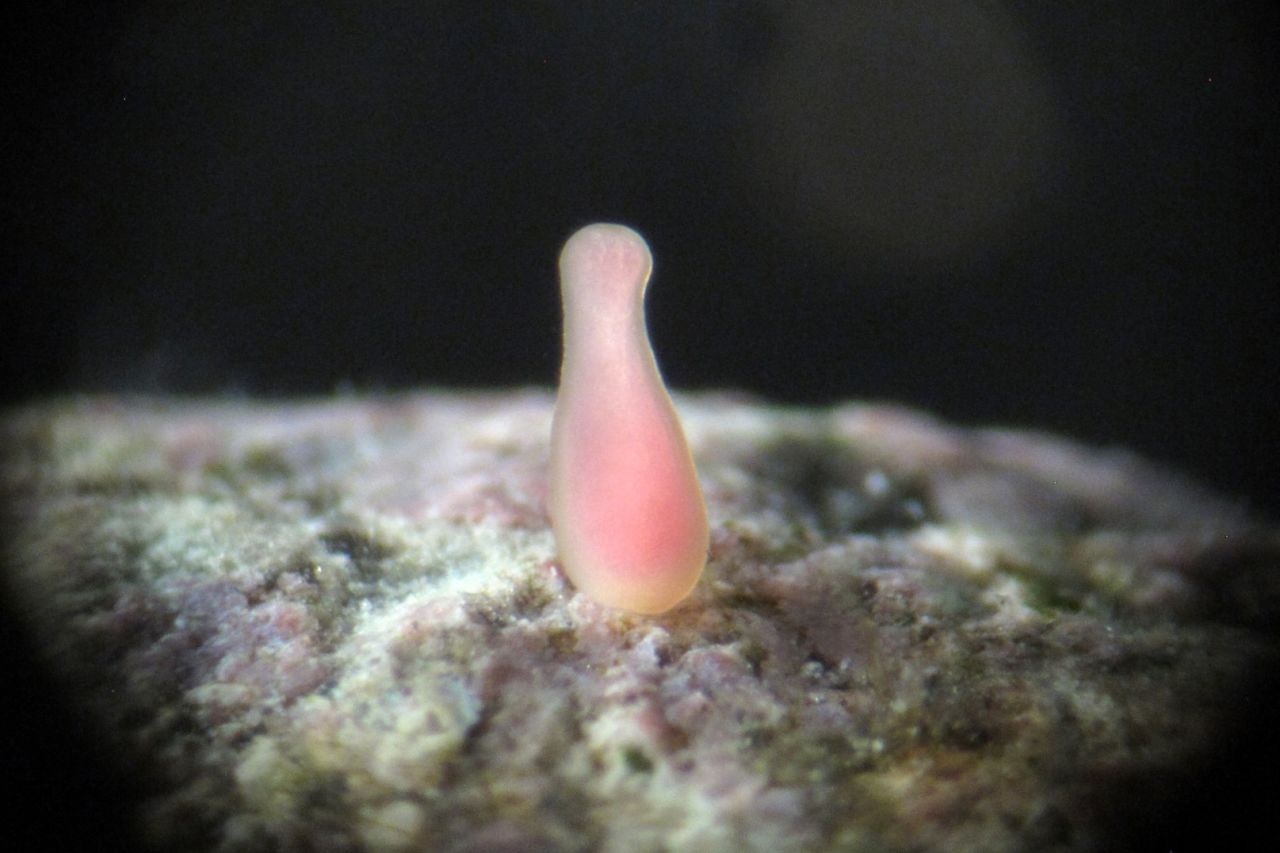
[549,224,709,614]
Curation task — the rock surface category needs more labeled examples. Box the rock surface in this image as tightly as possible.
[1,392,1277,852]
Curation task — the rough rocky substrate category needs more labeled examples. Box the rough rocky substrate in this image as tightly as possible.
[1,392,1277,852]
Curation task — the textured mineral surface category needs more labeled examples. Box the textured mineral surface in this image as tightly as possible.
[1,392,1277,852]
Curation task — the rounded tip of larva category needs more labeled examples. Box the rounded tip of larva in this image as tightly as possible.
[559,223,652,297]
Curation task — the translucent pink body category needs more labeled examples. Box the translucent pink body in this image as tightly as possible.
[549,224,709,614]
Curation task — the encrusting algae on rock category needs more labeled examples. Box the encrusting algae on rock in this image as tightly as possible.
[2,390,1278,851]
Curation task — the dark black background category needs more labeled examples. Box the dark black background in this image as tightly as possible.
[6,1,1277,514]
[4,3,1278,850]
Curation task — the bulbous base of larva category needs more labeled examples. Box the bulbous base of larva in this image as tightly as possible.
[555,536,706,615]
[549,393,709,614]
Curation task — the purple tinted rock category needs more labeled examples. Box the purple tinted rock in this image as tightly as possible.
[2,392,1276,852]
